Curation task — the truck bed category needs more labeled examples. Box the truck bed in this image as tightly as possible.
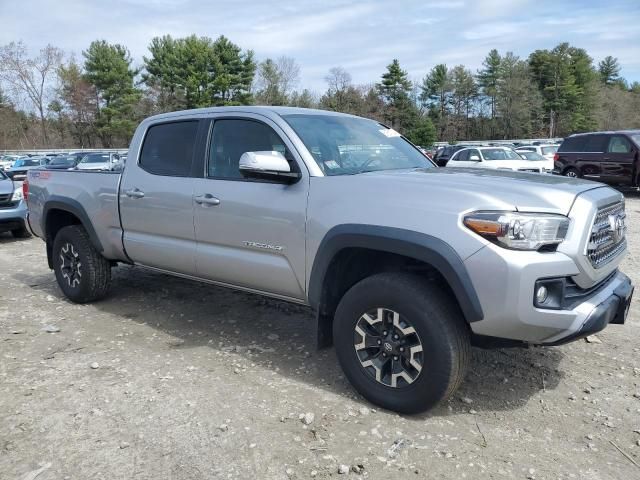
[26,169,129,262]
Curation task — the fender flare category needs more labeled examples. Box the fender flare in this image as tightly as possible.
[42,197,104,253]
[308,224,484,324]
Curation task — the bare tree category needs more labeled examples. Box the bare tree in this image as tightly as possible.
[254,56,300,105]
[324,66,352,94]
[275,56,300,98]
[0,41,63,144]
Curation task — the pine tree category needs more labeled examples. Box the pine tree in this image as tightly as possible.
[598,56,621,85]
[477,49,502,135]
[83,40,141,146]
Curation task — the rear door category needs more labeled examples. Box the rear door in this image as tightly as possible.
[119,120,201,275]
[602,135,636,185]
[579,135,607,180]
[191,114,308,301]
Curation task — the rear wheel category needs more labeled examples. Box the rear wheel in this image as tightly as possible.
[333,272,470,414]
[52,225,111,303]
[564,167,579,178]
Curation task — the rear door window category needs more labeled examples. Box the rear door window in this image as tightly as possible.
[582,135,608,153]
[607,136,632,154]
[140,121,199,176]
[452,150,468,161]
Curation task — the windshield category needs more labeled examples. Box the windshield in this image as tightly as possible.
[541,146,558,155]
[80,154,110,164]
[482,148,522,161]
[50,156,76,165]
[282,114,431,175]
[13,158,41,167]
[518,151,546,161]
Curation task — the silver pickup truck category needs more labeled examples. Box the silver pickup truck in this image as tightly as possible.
[25,107,633,413]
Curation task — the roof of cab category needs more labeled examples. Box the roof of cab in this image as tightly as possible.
[570,129,640,137]
[143,106,360,124]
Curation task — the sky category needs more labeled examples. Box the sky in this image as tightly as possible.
[1,0,639,92]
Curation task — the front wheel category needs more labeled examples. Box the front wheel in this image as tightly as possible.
[333,272,470,414]
[52,225,112,303]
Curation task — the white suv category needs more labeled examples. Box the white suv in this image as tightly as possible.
[447,146,551,173]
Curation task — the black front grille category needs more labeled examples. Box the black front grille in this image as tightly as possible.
[518,168,541,173]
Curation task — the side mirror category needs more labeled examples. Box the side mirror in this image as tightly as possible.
[239,151,300,184]
[469,155,480,162]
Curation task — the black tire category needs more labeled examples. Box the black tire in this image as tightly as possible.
[52,225,111,303]
[11,225,31,238]
[333,272,470,414]
[564,167,580,178]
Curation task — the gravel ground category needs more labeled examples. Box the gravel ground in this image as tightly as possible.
[1,194,640,480]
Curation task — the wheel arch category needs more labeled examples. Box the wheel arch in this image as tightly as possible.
[43,197,104,269]
[309,224,484,347]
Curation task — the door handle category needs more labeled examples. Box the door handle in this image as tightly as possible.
[125,188,145,199]
[194,194,220,206]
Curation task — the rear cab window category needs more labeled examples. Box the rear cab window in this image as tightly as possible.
[540,146,558,155]
[140,121,199,176]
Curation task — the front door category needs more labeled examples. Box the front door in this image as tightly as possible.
[120,120,200,275]
[602,135,636,185]
[192,115,308,301]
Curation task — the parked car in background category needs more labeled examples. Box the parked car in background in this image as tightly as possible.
[433,145,479,166]
[5,156,48,181]
[516,144,558,162]
[554,130,640,185]
[75,152,121,171]
[447,147,552,173]
[0,155,20,171]
[516,150,553,171]
[45,155,81,170]
[0,169,29,238]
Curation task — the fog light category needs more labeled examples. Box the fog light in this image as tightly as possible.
[536,286,548,304]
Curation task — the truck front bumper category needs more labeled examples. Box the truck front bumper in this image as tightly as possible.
[464,243,633,345]
[541,273,632,345]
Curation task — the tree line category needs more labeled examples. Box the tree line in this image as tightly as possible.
[0,36,639,150]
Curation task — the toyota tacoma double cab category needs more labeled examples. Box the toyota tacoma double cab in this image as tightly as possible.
[24,107,633,413]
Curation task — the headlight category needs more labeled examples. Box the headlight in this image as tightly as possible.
[463,211,570,251]
[11,189,23,201]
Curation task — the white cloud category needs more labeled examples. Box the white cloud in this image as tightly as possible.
[0,0,638,93]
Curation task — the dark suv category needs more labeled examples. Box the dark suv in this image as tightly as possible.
[555,130,640,185]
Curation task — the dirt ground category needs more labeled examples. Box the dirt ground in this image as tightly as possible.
[1,195,640,480]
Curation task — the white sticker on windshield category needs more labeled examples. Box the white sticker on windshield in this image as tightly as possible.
[379,128,401,138]
[324,160,340,169]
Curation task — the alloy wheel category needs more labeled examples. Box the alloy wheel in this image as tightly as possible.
[59,242,82,287]
[353,307,424,388]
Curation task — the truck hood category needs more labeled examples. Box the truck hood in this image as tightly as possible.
[359,167,604,215]
[0,177,15,195]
